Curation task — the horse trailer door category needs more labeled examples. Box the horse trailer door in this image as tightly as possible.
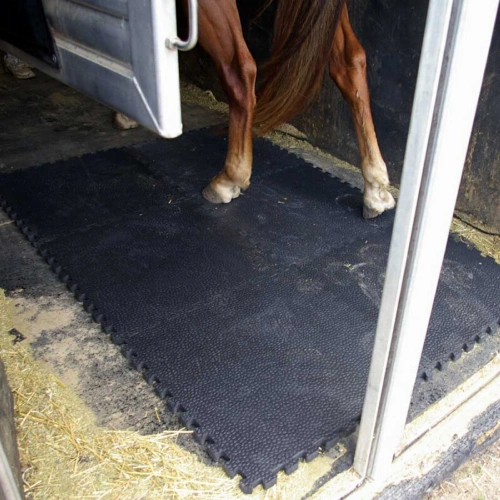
[0,0,197,138]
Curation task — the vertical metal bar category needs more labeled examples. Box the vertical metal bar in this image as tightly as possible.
[148,0,183,137]
[354,0,500,481]
[0,443,23,500]
[354,0,454,476]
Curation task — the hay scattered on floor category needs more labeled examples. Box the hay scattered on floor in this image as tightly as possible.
[0,292,236,499]
[425,439,500,500]
[0,291,330,500]
[451,218,500,265]
[180,82,228,115]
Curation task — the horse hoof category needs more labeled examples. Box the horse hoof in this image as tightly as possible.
[114,112,139,130]
[363,187,396,219]
[202,184,226,204]
[203,183,242,204]
[363,198,396,219]
[363,205,382,219]
[4,54,36,79]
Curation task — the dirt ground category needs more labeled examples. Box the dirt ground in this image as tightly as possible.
[425,440,500,500]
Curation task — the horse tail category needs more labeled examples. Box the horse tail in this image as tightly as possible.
[254,0,345,134]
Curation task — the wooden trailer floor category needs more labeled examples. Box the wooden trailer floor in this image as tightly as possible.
[1,67,500,499]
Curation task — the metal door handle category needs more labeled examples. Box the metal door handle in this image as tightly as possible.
[166,0,198,51]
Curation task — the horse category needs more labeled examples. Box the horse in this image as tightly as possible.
[116,0,396,219]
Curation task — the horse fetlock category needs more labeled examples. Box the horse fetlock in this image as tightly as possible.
[363,182,396,219]
[361,160,390,187]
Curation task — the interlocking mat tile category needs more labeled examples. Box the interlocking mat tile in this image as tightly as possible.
[1,129,499,492]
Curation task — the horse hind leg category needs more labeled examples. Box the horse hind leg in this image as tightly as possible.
[114,0,255,203]
[329,4,395,219]
[197,0,257,204]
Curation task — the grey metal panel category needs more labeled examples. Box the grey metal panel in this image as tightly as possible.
[128,0,158,118]
[2,0,185,138]
[55,41,157,131]
[69,0,128,18]
[44,0,131,64]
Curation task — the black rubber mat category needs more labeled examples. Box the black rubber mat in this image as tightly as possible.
[1,129,499,492]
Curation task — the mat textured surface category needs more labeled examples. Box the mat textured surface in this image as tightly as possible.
[1,129,499,492]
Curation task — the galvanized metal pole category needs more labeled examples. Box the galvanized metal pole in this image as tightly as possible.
[354,0,500,481]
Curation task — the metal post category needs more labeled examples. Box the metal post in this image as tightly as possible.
[0,443,24,500]
[354,0,500,481]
